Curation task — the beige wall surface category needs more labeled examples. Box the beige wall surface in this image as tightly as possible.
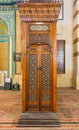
[57,0,73,87]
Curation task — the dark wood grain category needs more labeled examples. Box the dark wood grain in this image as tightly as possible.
[52,22,57,112]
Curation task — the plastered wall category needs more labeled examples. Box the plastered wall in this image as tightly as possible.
[57,0,73,87]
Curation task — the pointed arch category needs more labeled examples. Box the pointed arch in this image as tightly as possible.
[0,18,8,36]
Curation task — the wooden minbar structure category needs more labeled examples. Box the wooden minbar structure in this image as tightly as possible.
[17,0,62,127]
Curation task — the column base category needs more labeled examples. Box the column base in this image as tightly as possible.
[73,76,79,89]
[17,112,60,127]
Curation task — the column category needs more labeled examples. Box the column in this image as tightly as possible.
[73,0,79,89]
[9,36,12,78]
[16,10,21,74]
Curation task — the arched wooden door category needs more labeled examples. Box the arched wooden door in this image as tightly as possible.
[22,22,57,112]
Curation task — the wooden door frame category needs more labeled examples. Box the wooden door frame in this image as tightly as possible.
[21,22,57,113]
[21,22,27,112]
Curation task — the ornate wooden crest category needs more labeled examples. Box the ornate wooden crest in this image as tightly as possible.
[18,3,62,22]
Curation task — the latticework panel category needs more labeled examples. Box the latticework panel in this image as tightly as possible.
[41,54,51,110]
[28,54,39,110]
[41,54,51,91]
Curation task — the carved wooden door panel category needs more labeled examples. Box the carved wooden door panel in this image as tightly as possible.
[40,45,52,111]
[27,33,53,111]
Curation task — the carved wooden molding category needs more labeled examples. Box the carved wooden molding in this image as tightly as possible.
[17,3,62,22]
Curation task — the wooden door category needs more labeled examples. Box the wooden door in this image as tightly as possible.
[22,22,57,112]
[27,44,52,111]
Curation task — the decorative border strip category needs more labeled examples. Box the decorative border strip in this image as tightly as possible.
[0,6,16,11]
[0,1,17,5]
[0,36,9,42]
[0,121,79,124]
[74,52,79,57]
